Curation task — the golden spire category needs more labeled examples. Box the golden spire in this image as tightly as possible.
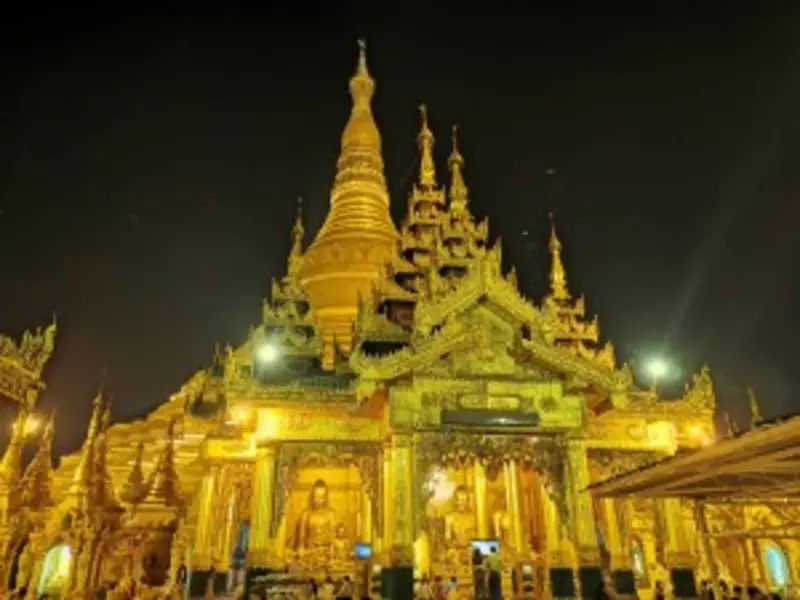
[417,104,436,187]
[22,412,55,509]
[91,401,119,508]
[548,213,570,301]
[144,419,180,506]
[287,197,305,277]
[748,387,763,427]
[70,390,105,495]
[299,40,399,350]
[120,441,147,505]
[0,408,31,484]
[448,125,469,212]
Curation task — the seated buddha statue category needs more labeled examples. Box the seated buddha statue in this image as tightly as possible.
[444,485,476,551]
[331,523,352,563]
[296,479,338,557]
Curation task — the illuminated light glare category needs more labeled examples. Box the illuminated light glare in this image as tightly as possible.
[688,424,714,446]
[24,416,41,435]
[256,343,280,364]
[644,357,669,380]
[256,411,281,440]
[424,466,456,506]
[231,405,252,424]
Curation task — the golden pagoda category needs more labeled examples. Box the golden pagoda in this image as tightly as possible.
[0,42,793,600]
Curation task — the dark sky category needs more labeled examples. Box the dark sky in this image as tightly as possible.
[1,5,799,453]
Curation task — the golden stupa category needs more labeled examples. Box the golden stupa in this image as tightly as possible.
[299,40,399,352]
[0,42,793,600]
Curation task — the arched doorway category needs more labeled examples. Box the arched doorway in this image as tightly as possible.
[762,543,791,589]
[37,544,73,597]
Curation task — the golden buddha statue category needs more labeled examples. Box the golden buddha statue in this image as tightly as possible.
[331,523,352,562]
[444,485,476,550]
[296,479,338,554]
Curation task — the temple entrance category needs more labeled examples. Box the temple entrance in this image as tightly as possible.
[763,543,791,589]
[276,442,378,579]
[37,544,73,597]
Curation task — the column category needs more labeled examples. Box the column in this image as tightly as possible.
[382,441,395,554]
[474,459,489,538]
[694,503,719,600]
[248,444,277,569]
[189,465,220,596]
[192,465,219,570]
[361,488,373,543]
[602,497,635,594]
[508,459,525,552]
[567,439,601,598]
[542,481,575,599]
[662,497,697,600]
[218,487,239,571]
[391,433,415,562]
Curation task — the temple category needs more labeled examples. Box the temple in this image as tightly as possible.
[0,42,795,600]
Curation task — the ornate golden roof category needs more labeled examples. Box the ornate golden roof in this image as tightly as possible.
[0,320,56,406]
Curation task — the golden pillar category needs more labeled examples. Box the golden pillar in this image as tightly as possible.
[382,441,395,553]
[361,488,374,543]
[248,444,277,568]
[508,459,525,552]
[601,498,630,571]
[661,497,693,567]
[567,440,600,564]
[474,459,489,538]
[391,433,415,562]
[192,465,219,570]
[218,485,239,571]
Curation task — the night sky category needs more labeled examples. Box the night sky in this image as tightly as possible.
[1,6,799,453]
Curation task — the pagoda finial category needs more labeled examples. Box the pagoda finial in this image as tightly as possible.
[548,213,570,301]
[70,390,105,495]
[22,411,55,509]
[448,125,469,212]
[346,39,376,124]
[287,196,305,276]
[144,418,180,507]
[748,387,763,427]
[121,440,147,505]
[417,104,437,187]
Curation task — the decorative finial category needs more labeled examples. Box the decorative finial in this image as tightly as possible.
[448,125,469,211]
[144,418,180,507]
[290,197,305,259]
[121,440,147,504]
[349,38,375,109]
[417,104,437,187]
[748,387,763,427]
[21,411,56,509]
[548,213,570,301]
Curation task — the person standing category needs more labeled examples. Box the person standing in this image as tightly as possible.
[486,548,501,600]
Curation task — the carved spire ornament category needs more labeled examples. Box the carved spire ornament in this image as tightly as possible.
[144,419,181,507]
[120,441,148,505]
[70,390,105,498]
[547,213,570,301]
[22,412,55,510]
[448,125,469,213]
[0,408,31,486]
[748,387,763,427]
[417,104,437,188]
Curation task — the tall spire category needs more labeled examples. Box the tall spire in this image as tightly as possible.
[417,104,436,187]
[299,40,399,351]
[70,390,105,496]
[448,125,469,213]
[548,214,570,301]
[120,441,147,505]
[287,196,305,277]
[143,419,180,507]
[22,412,55,510]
